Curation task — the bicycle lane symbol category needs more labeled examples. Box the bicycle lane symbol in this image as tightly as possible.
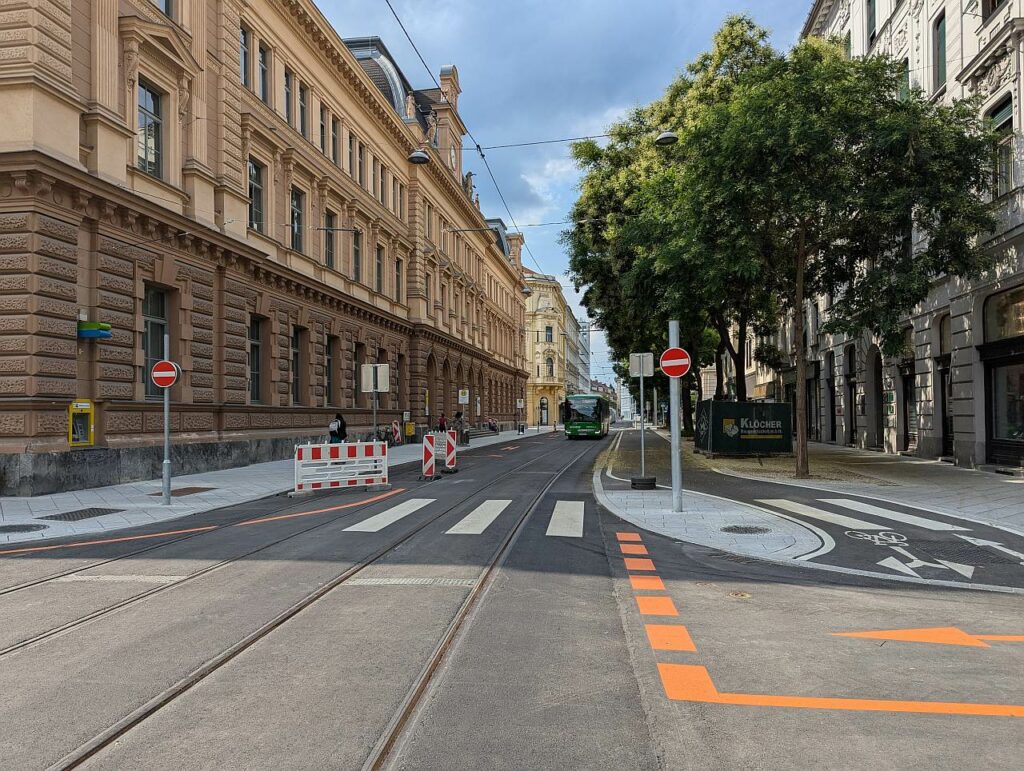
[844,530,976,579]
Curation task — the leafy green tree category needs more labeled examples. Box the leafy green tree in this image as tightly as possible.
[679,32,997,476]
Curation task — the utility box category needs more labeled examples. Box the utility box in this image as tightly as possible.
[694,400,792,456]
[68,399,95,447]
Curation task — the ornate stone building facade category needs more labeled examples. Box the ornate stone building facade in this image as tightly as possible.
[0,0,527,494]
[801,0,1024,468]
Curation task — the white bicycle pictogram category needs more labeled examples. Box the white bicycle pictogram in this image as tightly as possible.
[844,530,907,546]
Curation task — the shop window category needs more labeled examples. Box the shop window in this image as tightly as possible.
[985,285,1024,342]
[992,363,1024,441]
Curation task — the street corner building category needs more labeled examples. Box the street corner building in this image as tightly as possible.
[741,0,1024,471]
[0,0,528,495]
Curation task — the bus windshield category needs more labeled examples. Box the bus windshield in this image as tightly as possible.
[566,397,600,422]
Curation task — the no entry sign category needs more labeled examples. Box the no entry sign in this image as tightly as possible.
[150,360,180,388]
[660,347,691,378]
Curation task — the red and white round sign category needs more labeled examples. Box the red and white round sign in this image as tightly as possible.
[150,360,180,388]
[660,347,691,378]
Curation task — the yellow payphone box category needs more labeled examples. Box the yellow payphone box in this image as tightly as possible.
[68,399,95,447]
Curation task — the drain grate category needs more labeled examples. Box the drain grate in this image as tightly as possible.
[918,540,1020,566]
[708,551,764,566]
[40,507,123,522]
[346,577,477,587]
[148,486,215,498]
[721,525,771,535]
[0,524,49,534]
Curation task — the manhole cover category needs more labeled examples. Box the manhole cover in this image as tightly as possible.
[0,524,48,533]
[41,507,123,522]
[148,486,215,498]
[729,591,751,599]
[721,525,771,535]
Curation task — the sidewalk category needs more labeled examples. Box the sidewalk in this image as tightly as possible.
[0,427,554,545]
[692,440,1024,536]
[593,429,826,562]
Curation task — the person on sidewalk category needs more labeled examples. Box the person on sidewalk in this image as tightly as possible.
[438,412,448,432]
[329,413,347,443]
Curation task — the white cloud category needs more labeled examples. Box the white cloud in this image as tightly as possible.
[517,156,577,224]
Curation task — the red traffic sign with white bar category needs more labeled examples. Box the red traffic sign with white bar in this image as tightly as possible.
[660,347,692,378]
[150,360,180,388]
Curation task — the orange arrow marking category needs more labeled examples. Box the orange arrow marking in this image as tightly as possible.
[658,664,1024,717]
[833,626,1024,649]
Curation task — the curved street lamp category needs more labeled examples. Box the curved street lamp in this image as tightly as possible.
[654,130,679,146]
[408,148,430,164]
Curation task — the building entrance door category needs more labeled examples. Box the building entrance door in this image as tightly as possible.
[539,397,549,426]
[941,367,953,456]
[826,378,836,442]
[847,377,857,445]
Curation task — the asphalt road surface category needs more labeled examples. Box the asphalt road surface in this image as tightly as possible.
[1,426,1021,769]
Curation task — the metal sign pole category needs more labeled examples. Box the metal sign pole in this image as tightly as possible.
[639,369,646,478]
[669,320,683,513]
[162,332,171,506]
[373,367,379,440]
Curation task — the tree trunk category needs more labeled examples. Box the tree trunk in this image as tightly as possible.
[794,227,810,478]
[695,369,704,403]
[734,312,748,402]
[714,338,727,399]
[682,382,694,434]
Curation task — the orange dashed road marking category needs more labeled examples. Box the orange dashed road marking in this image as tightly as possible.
[646,624,697,652]
[629,575,665,591]
[620,544,649,555]
[234,488,406,526]
[0,526,218,556]
[657,664,1024,717]
[636,596,679,616]
[624,557,656,572]
[617,532,643,542]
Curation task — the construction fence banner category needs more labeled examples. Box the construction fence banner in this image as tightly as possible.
[294,442,389,492]
[694,400,792,456]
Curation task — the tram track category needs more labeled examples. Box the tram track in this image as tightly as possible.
[39,438,593,769]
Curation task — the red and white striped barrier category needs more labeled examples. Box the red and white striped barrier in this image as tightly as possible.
[445,429,457,471]
[422,433,437,479]
[294,442,388,493]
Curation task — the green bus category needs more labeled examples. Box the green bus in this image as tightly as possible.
[562,393,612,439]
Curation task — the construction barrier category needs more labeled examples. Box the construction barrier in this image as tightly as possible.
[294,442,388,493]
[392,420,402,445]
[422,433,437,479]
[445,429,457,471]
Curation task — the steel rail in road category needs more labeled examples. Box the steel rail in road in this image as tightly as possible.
[47,438,595,770]
[362,442,596,770]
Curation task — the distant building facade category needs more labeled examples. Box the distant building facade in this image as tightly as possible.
[800,0,1024,468]
[524,268,581,425]
[0,0,527,494]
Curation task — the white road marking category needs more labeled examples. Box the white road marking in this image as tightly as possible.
[546,501,585,538]
[55,574,186,584]
[757,500,889,530]
[446,500,511,535]
[879,546,976,579]
[957,535,1024,564]
[820,499,970,532]
[343,499,434,532]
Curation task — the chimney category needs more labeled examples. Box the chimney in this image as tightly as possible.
[507,232,524,269]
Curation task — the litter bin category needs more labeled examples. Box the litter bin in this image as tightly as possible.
[518,423,525,434]
[460,428,471,446]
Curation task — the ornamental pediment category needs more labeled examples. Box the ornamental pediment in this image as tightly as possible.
[959,20,1022,100]
[119,14,201,78]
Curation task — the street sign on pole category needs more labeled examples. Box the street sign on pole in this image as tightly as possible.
[151,351,179,506]
[660,347,692,379]
[629,352,655,489]
[361,363,390,438]
[150,360,179,389]
[667,325,684,513]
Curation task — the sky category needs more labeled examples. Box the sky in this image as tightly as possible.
[318,0,811,387]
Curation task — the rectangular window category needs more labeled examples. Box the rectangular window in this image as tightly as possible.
[258,44,270,103]
[248,318,262,403]
[290,187,304,252]
[392,179,398,213]
[299,83,308,137]
[291,327,302,405]
[153,0,172,17]
[395,258,403,303]
[867,0,876,44]
[545,326,553,343]
[143,286,168,399]
[379,165,387,205]
[992,97,1014,197]
[331,118,340,164]
[984,0,1010,21]
[358,142,366,187]
[320,105,328,153]
[352,230,362,283]
[284,69,293,125]
[326,336,336,406]
[934,12,947,90]
[348,134,355,177]
[324,210,336,268]
[240,27,251,89]
[992,362,1024,441]
[398,184,406,221]
[376,245,384,293]
[137,79,163,178]
[247,157,264,231]
[425,272,432,307]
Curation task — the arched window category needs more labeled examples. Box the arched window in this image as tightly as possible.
[545,357,554,378]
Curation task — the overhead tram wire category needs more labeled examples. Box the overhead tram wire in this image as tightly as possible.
[381,0,547,275]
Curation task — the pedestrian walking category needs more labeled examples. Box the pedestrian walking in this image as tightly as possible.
[329,413,347,443]
[438,412,447,432]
